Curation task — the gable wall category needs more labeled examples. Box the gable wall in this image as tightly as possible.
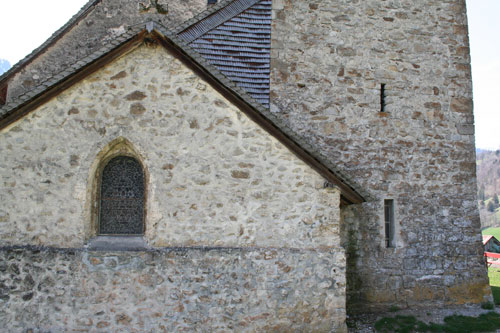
[0,44,339,250]
[270,0,490,311]
[0,43,348,331]
[4,0,207,104]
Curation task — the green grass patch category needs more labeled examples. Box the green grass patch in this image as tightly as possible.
[491,286,500,306]
[375,315,418,333]
[488,267,500,305]
[375,312,500,332]
[482,227,500,240]
[389,305,400,312]
[481,301,494,310]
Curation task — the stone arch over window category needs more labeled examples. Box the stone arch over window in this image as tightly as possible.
[88,138,147,237]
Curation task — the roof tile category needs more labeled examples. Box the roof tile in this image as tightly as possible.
[179,0,271,109]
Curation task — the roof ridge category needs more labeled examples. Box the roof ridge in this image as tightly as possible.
[171,0,234,34]
[183,0,271,108]
[0,0,102,86]
[175,0,261,43]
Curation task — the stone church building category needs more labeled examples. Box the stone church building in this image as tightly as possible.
[0,0,490,331]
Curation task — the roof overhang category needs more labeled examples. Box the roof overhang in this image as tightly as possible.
[0,22,365,206]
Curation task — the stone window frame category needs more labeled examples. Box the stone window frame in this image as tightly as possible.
[88,137,149,240]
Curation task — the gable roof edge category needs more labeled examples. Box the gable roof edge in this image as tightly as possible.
[0,21,366,205]
[176,0,261,43]
[151,25,366,205]
[171,0,233,34]
[0,26,145,125]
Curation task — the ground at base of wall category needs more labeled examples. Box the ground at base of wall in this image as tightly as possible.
[347,305,500,332]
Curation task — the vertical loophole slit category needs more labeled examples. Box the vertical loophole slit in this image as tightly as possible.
[380,83,386,112]
[384,199,394,248]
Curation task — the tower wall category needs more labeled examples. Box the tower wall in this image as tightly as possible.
[270,0,490,311]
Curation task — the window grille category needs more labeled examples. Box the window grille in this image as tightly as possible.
[99,156,144,235]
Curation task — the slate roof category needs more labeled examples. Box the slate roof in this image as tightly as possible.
[1,0,272,109]
[0,20,366,205]
[178,0,271,108]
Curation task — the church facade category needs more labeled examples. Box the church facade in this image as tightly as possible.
[0,0,490,331]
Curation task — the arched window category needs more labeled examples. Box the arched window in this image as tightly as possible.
[99,156,145,235]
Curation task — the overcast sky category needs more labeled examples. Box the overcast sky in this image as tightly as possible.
[0,0,89,65]
[0,0,498,150]
[467,0,500,150]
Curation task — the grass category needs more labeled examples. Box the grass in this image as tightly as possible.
[375,312,500,332]
[374,229,500,332]
[488,266,500,305]
[389,305,400,312]
[482,227,500,240]
[375,315,419,332]
[481,301,494,310]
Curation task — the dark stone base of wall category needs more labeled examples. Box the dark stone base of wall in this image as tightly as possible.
[345,254,492,314]
[0,246,346,332]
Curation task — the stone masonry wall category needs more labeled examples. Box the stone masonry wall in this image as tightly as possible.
[0,246,347,332]
[0,44,340,250]
[0,42,347,330]
[270,0,490,311]
[4,0,207,103]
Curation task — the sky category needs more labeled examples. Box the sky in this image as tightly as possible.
[0,0,499,150]
[466,0,500,150]
[0,0,89,66]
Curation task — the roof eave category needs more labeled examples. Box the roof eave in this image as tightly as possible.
[0,30,145,129]
[0,24,365,205]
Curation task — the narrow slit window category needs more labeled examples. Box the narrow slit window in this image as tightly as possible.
[384,199,394,248]
[380,84,386,112]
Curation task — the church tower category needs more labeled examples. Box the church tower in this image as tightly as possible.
[269,0,488,312]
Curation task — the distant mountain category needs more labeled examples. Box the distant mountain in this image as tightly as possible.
[0,59,11,75]
[477,150,500,228]
[477,148,492,154]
